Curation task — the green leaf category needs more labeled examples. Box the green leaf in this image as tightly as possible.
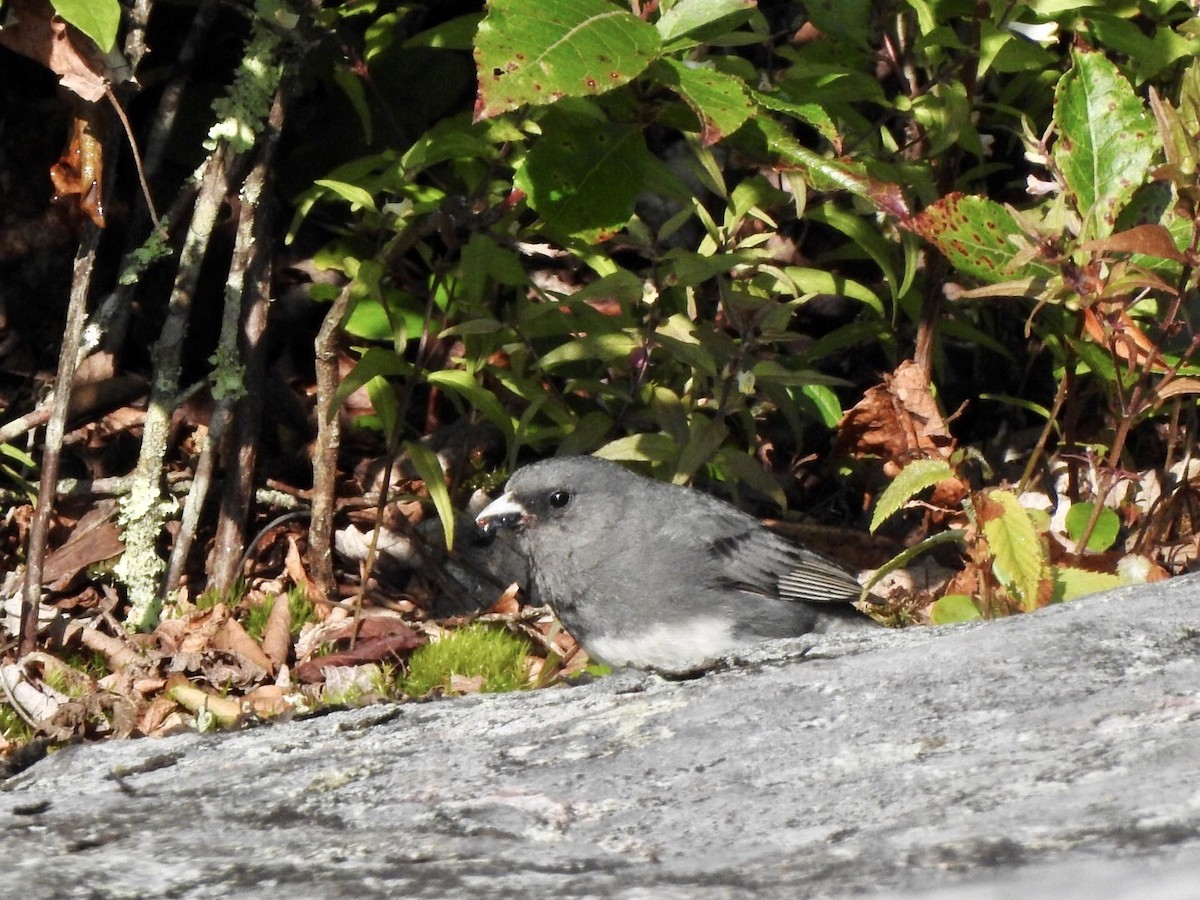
[515,107,654,239]
[331,348,412,418]
[803,0,872,45]
[775,267,885,317]
[538,331,638,369]
[715,448,787,509]
[364,377,399,440]
[1053,48,1155,240]
[0,443,36,468]
[673,417,729,484]
[981,489,1046,612]
[751,90,839,144]
[1064,502,1121,552]
[870,459,956,533]
[343,292,423,344]
[930,594,983,625]
[652,59,754,145]
[1051,566,1122,603]
[797,384,842,429]
[51,0,121,52]
[473,0,660,120]
[404,441,456,552]
[655,0,755,43]
[807,203,902,300]
[313,179,377,212]
[662,247,755,286]
[901,193,1057,284]
[861,529,967,597]
[404,12,485,50]
[594,432,680,466]
[744,117,910,218]
[426,370,515,440]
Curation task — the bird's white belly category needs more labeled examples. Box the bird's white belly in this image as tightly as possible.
[583,617,737,669]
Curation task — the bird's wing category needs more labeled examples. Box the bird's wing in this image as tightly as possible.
[704,518,864,605]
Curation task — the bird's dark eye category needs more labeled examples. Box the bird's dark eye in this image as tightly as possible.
[549,490,571,509]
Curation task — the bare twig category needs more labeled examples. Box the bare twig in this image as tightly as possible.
[19,228,101,656]
[166,85,287,594]
[309,284,354,597]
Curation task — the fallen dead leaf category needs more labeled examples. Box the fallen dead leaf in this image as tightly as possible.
[837,359,956,472]
[260,594,293,670]
[212,616,274,674]
[293,632,423,684]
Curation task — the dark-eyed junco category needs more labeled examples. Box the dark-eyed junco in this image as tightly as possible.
[475,455,878,670]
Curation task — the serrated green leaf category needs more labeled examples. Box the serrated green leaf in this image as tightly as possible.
[982,489,1046,611]
[870,459,956,533]
[404,440,455,551]
[1063,502,1121,552]
[803,0,872,44]
[474,0,660,120]
[745,117,909,218]
[1053,48,1154,240]
[515,108,654,240]
[901,193,1057,284]
[1051,565,1122,603]
[751,90,839,144]
[860,529,967,597]
[652,59,754,145]
[930,594,983,624]
[52,0,121,51]
[656,0,755,42]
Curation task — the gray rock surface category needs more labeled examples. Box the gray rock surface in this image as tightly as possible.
[3,575,1199,899]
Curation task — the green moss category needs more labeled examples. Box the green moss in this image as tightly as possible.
[401,623,532,697]
[0,703,33,746]
[196,580,245,611]
[244,587,315,641]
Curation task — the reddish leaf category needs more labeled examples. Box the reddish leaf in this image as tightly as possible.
[293,632,423,684]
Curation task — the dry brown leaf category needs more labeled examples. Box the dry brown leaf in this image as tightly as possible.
[1079,224,1187,263]
[448,674,486,694]
[213,617,275,674]
[292,632,423,684]
[137,694,179,737]
[176,603,229,654]
[837,359,954,472]
[284,533,318,599]
[49,114,106,227]
[1081,306,1159,367]
[486,582,522,616]
[0,0,111,102]
[244,685,292,718]
[41,499,123,587]
[260,594,293,670]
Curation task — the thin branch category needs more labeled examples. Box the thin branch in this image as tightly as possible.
[309,284,354,597]
[19,228,101,656]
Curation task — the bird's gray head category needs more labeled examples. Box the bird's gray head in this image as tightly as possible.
[474,456,629,536]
